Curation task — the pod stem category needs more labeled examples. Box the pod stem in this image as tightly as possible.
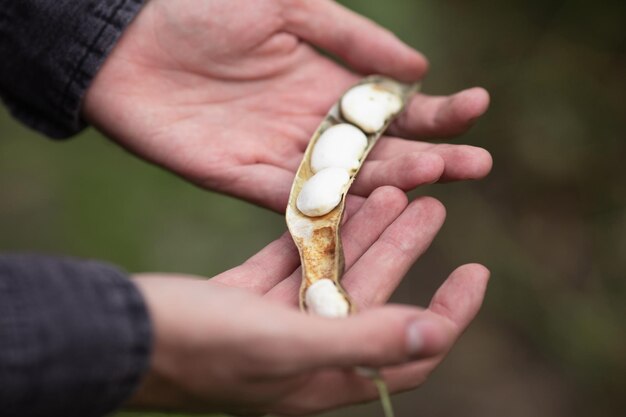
[373,374,395,417]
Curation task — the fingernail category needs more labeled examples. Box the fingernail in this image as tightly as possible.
[406,319,434,355]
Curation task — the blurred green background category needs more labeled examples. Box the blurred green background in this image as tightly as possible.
[1,0,624,416]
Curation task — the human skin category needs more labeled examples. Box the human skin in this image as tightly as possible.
[82,1,492,414]
[130,187,490,416]
[83,0,492,212]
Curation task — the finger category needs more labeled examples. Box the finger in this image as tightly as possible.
[212,232,300,292]
[350,152,445,196]
[215,194,369,293]
[342,193,367,222]
[427,263,490,330]
[305,354,442,411]
[375,263,491,393]
[389,87,490,138]
[265,186,408,301]
[283,0,428,81]
[372,264,491,392]
[291,306,453,370]
[274,309,453,414]
[340,186,408,267]
[213,163,294,213]
[369,139,493,182]
[343,196,447,307]
[277,264,490,413]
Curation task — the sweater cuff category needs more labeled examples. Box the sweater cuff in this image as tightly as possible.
[0,254,152,417]
[0,0,145,138]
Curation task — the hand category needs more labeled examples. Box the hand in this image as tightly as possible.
[129,187,490,415]
[84,0,492,212]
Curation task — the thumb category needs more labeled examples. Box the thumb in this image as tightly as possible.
[292,306,453,370]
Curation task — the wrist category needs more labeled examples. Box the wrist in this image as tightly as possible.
[126,274,218,413]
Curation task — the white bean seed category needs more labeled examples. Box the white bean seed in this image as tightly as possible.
[340,84,403,133]
[296,167,351,217]
[310,123,369,173]
[305,278,350,318]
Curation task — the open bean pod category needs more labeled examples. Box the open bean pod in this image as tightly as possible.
[286,75,419,315]
[286,75,419,417]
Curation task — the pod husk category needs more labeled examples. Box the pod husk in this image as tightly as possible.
[285,75,419,313]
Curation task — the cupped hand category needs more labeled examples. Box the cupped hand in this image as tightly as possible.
[129,187,490,416]
[84,0,491,212]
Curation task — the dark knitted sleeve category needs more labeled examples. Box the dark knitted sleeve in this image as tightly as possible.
[0,0,145,138]
[0,254,152,417]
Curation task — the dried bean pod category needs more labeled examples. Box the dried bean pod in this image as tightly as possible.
[285,76,418,417]
[286,75,418,313]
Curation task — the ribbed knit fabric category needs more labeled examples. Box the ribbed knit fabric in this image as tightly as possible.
[0,254,152,417]
[0,0,145,138]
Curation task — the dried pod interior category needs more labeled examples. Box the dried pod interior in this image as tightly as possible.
[286,75,418,314]
[286,75,419,417]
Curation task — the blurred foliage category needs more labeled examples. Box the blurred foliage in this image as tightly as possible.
[1,0,625,416]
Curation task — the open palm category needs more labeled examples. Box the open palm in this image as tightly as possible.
[133,188,489,415]
[84,0,491,211]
